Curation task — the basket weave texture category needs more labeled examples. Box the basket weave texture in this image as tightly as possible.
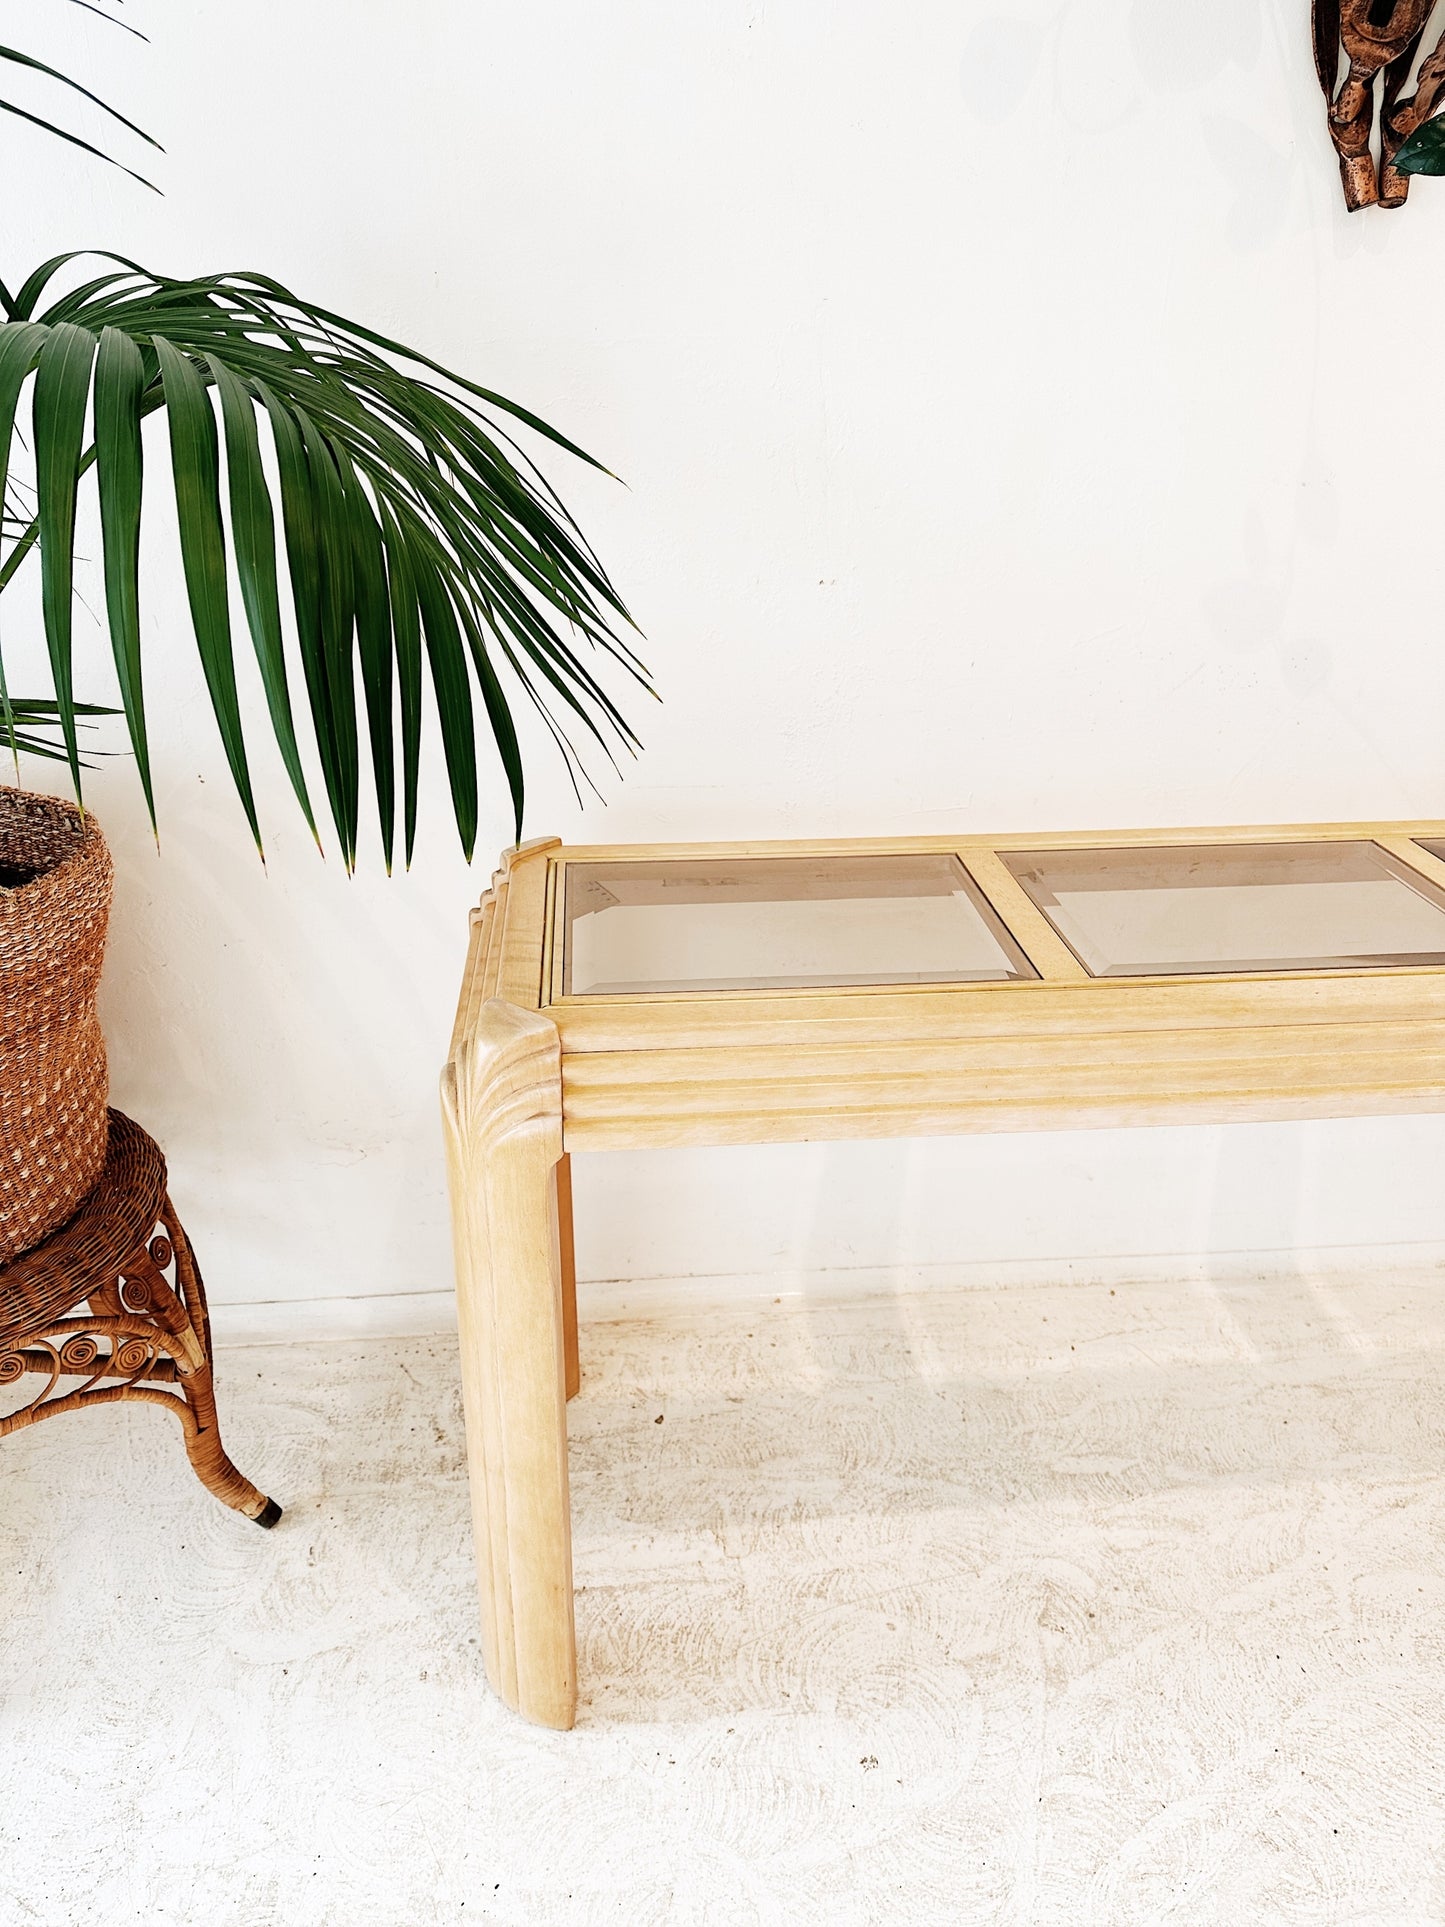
[0,785,113,1263]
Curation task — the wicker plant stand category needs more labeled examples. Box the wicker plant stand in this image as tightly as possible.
[0,1110,280,1526]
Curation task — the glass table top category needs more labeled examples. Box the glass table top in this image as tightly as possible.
[561,854,1036,995]
[1002,840,1445,978]
[1417,839,1445,867]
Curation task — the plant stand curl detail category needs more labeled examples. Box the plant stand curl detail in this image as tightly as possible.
[0,1110,279,1526]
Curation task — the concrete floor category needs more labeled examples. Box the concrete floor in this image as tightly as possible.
[3,1272,1445,1925]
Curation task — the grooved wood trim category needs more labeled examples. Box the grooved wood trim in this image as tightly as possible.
[548,818,1445,864]
[562,1018,1445,1093]
[560,1086,1445,1150]
[559,1009,1445,1150]
[479,874,509,1003]
[549,970,1445,1054]
[448,901,494,1062]
[495,840,559,1011]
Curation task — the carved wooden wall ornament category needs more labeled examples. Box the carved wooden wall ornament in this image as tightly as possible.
[1314,0,1445,207]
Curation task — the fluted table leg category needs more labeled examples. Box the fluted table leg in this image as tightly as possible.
[442,998,575,1731]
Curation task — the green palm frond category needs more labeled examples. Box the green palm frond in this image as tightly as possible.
[0,254,648,866]
[0,4,161,192]
[0,693,114,766]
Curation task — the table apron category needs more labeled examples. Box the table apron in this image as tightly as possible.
[558,1019,1445,1149]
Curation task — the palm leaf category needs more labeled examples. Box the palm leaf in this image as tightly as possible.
[32,319,97,796]
[207,354,316,844]
[336,442,397,871]
[378,504,424,867]
[0,695,116,767]
[0,254,647,864]
[152,332,261,852]
[93,323,151,821]
[0,37,161,192]
[63,5,148,46]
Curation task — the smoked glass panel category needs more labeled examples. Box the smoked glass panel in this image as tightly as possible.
[1001,841,1445,978]
[1417,839,1445,866]
[562,854,1035,995]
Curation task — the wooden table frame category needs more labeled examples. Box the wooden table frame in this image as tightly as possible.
[441,820,1445,1728]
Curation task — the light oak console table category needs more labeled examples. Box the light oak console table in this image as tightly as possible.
[442,821,1445,1727]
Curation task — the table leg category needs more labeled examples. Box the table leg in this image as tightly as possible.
[442,999,576,1730]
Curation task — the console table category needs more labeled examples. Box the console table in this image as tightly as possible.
[442,821,1445,1727]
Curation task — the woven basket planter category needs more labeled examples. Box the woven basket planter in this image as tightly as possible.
[0,784,113,1263]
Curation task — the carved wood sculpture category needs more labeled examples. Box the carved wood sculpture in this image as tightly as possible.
[1314,0,1445,207]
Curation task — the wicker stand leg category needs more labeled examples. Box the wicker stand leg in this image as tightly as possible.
[1,1301,279,1526]
[162,1206,280,1526]
[170,1353,279,1523]
[0,1112,280,1530]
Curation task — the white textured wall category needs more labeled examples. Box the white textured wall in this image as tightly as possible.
[5,0,1445,1328]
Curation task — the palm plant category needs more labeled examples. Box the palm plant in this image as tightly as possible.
[0,8,644,865]
[0,693,110,764]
